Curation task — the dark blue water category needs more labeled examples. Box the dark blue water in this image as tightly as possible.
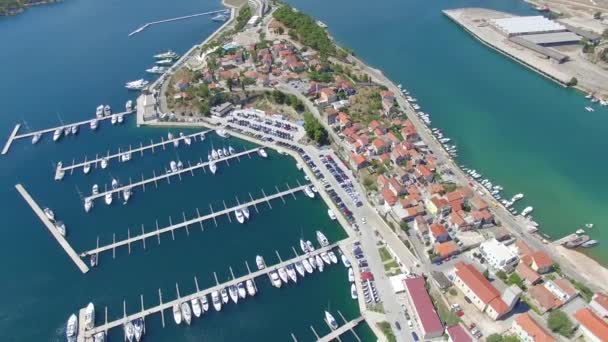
[0,0,371,340]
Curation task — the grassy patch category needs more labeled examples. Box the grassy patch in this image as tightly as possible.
[368,302,385,314]
[433,295,461,326]
[384,260,399,271]
[379,247,392,262]
[376,321,397,342]
[521,295,541,315]
[569,277,593,302]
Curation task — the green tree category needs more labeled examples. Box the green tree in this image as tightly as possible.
[198,101,210,117]
[567,77,578,87]
[548,310,574,337]
[271,90,286,104]
[303,112,328,145]
[272,6,336,56]
[483,269,490,279]
[226,78,233,91]
[508,273,524,289]
[496,270,507,281]
[594,11,602,19]
[486,334,504,342]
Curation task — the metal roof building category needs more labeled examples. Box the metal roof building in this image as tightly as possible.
[521,32,581,46]
[491,16,566,37]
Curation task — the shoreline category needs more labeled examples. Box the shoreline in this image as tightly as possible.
[0,0,63,17]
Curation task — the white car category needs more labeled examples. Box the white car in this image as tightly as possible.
[361,217,367,224]
[407,320,413,329]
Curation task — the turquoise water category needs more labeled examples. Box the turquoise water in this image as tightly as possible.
[286,0,608,261]
[0,0,373,340]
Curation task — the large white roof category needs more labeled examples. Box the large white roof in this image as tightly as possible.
[492,16,566,35]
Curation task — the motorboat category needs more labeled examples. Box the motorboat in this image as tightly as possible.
[154,50,179,60]
[308,256,317,269]
[183,133,192,146]
[295,261,306,277]
[341,254,351,267]
[278,267,289,283]
[576,229,585,235]
[242,206,250,220]
[173,136,179,148]
[270,271,282,288]
[211,148,218,160]
[302,258,314,273]
[146,65,168,74]
[586,223,594,229]
[53,128,62,142]
[216,129,229,138]
[325,311,338,330]
[124,321,134,342]
[256,255,266,270]
[237,282,247,299]
[315,255,324,271]
[100,157,108,169]
[84,303,95,330]
[521,206,534,217]
[581,240,598,248]
[316,230,329,247]
[221,288,229,304]
[104,105,111,116]
[96,105,104,118]
[321,252,331,265]
[235,209,245,223]
[228,145,235,154]
[66,314,78,339]
[246,279,256,296]
[222,146,228,156]
[123,187,131,203]
[172,304,182,324]
[217,148,224,158]
[105,193,113,205]
[209,161,217,174]
[126,100,133,112]
[155,58,174,66]
[212,290,222,311]
[191,297,202,318]
[168,132,174,140]
[121,152,131,162]
[92,184,99,195]
[55,221,66,236]
[304,186,315,198]
[111,114,117,125]
[286,264,298,283]
[169,160,177,173]
[327,209,336,220]
[133,318,143,342]
[585,106,594,112]
[90,119,98,130]
[93,332,105,342]
[111,178,119,190]
[64,126,71,136]
[117,114,124,124]
[125,79,149,90]
[348,267,355,282]
[258,148,268,158]
[84,198,93,213]
[43,207,55,221]
[512,193,524,201]
[71,125,78,135]
[351,284,358,299]
[306,241,315,252]
[180,302,192,325]
[228,285,239,304]
[32,133,42,144]
[300,239,309,253]
[328,250,338,264]
[200,294,209,312]
[311,186,318,193]
[90,254,98,267]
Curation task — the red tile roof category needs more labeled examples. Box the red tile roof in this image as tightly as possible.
[593,293,608,311]
[454,262,501,304]
[404,277,444,336]
[435,241,459,257]
[430,223,448,238]
[382,187,398,206]
[530,251,553,269]
[528,285,562,312]
[515,263,541,285]
[515,240,534,256]
[575,308,608,341]
[514,313,555,342]
[446,324,473,342]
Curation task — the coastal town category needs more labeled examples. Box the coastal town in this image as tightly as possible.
[126,0,608,341]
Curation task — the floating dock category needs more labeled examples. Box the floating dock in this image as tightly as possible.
[317,315,364,342]
[15,184,90,273]
[54,130,209,179]
[2,110,135,155]
[128,9,228,36]
[80,182,311,258]
[77,239,350,341]
[84,147,261,202]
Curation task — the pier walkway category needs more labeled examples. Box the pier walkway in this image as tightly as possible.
[54,130,209,179]
[15,184,90,273]
[2,110,135,155]
[84,147,261,202]
[317,316,364,342]
[78,239,350,341]
[129,9,228,36]
[80,183,311,257]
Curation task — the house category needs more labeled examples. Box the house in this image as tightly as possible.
[527,251,554,274]
[372,138,388,155]
[527,284,563,314]
[210,102,233,117]
[590,293,608,318]
[316,88,336,106]
[326,109,338,125]
[452,261,511,320]
[381,187,398,207]
[337,112,352,128]
[412,216,429,239]
[448,211,469,231]
[415,164,433,182]
[574,308,608,342]
[544,278,578,304]
[368,120,384,133]
[446,323,474,342]
[479,238,519,273]
[377,174,390,191]
[435,241,459,260]
[514,240,534,257]
[403,277,444,339]
[388,178,406,196]
[512,313,555,342]
[515,262,541,286]
[430,223,450,244]
[351,153,369,170]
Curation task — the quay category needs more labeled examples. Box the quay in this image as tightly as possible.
[2,110,135,155]
[15,184,90,273]
[84,147,261,202]
[80,183,311,257]
[128,9,228,36]
[78,239,351,341]
[317,316,364,342]
[54,130,209,179]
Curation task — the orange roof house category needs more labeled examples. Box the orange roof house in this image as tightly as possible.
[575,308,608,342]
[435,241,459,259]
[512,313,555,342]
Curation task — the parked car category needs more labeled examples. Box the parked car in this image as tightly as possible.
[411,332,419,341]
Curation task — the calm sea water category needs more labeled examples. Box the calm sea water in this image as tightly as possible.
[286,0,608,261]
[0,0,372,341]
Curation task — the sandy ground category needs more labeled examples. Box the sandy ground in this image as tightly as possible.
[556,246,608,293]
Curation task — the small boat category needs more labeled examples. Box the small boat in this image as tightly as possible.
[172,304,182,324]
[256,255,266,270]
[512,193,524,201]
[111,178,119,189]
[71,125,78,135]
[576,229,585,235]
[93,332,105,342]
[133,318,143,342]
[258,148,268,158]
[180,302,192,325]
[168,132,174,140]
[228,285,239,304]
[341,254,351,267]
[209,161,217,174]
[521,206,534,216]
[216,129,229,138]
[242,206,250,220]
[278,267,289,283]
[228,146,235,154]
[348,267,355,282]
[300,239,309,253]
[586,223,594,229]
[121,152,131,162]
[43,207,55,221]
[246,279,256,296]
[183,134,192,146]
[111,114,117,125]
[200,295,209,312]
[104,105,111,116]
[222,146,228,156]
[154,50,179,60]
[117,114,124,124]
[125,79,149,90]
[191,297,202,318]
[325,311,338,330]
[308,256,317,269]
[221,288,229,304]
[92,184,99,195]
[173,137,179,148]
[315,255,324,271]
[90,118,99,131]
[83,163,91,174]
[84,302,95,330]
[90,253,98,267]
[156,58,173,65]
[321,252,331,265]
[64,126,71,136]
[126,100,133,112]
[351,284,358,299]
[169,160,177,173]
[212,290,222,311]
[286,264,298,283]
[100,158,108,169]
[304,186,315,198]
[105,193,113,205]
[270,271,282,288]
[84,198,93,213]
[307,241,315,252]
[55,221,66,236]
[295,261,306,277]
[327,209,336,220]
[66,314,78,339]
[32,133,42,144]
[328,250,338,264]
[146,65,168,74]
[217,148,224,158]
[123,187,131,203]
[211,149,218,160]
[53,128,62,142]
[316,231,329,247]
[581,240,598,248]
[302,258,314,273]
[237,282,247,299]
[235,209,245,224]
[124,321,134,342]
[585,106,594,112]
[96,105,104,118]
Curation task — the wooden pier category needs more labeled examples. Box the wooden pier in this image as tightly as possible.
[84,147,261,202]
[15,184,90,273]
[317,316,364,342]
[128,9,228,36]
[80,183,311,257]
[2,110,135,155]
[77,240,349,341]
[54,130,209,178]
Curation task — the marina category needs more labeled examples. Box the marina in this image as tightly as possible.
[128,9,229,36]
[315,315,364,342]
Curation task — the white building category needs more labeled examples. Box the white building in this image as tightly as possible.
[490,16,566,37]
[479,238,519,273]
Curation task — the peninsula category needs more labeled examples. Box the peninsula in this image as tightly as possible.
[0,0,62,16]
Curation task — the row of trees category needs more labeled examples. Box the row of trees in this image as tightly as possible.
[272,6,336,57]
[303,112,328,145]
[234,5,252,31]
[265,90,305,111]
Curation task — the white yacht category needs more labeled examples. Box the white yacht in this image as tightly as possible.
[100,158,108,169]
[327,209,336,220]
[120,152,131,162]
[172,304,182,325]
[256,255,266,270]
[286,264,298,283]
[169,160,177,173]
[32,133,42,144]
[278,267,289,284]
[126,100,133,112]
[64,126,71,136]
[96,105,104,118]
[85,302,95,330]
[512,193,524,201]
[221,288,229,304]
[93,332,105,342]
[180,302,192,325]
[111,178,119,190]
[295,261,306,277]
[521,206,534,217]
[53,128,62,142]
[307,240,315,252]
[270,271,282,288]
[71,125,78,135]
[117,114,124,124]
[103,105,111,116]
[300,239,308,253]
[155,58,174,66]
[242,206,250,220]
[341,254,351,267]
[55,221,66,237]
[216,129,229,138]
[191,297,202,318]
[328,250,338,264]
[110,114,117,125]
[105,193,113,205]
[228,145,235,154]
[228,285,239,304]
[124,321,134,342]
[325,311,338,330]
[84,198,93,213]
[308,256,317,269]
[212,290,222,311]
[122,187,131,204]
[235,209,245,223]
[304,186,315,198]
[321,252,331,265]
[146,65,168,74]
[90,119,98,130]
[154,50,179,60]
[83,163,91,174]
[351,284,358,299]
[209,161,217,174]
[43,207,55,221]
[125,79,149,90]
[66,314,78,339]
[133,318,143,342]
[348,267,355,282]
[200,294,209,312]
[316,255,324,271]
[237,282,247,299]
[258,148,268,158]
[316,230,329,247]
[211,148,219,160]
[92,184,99,195]
[302,258,314,273]
[246,279,256,296]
